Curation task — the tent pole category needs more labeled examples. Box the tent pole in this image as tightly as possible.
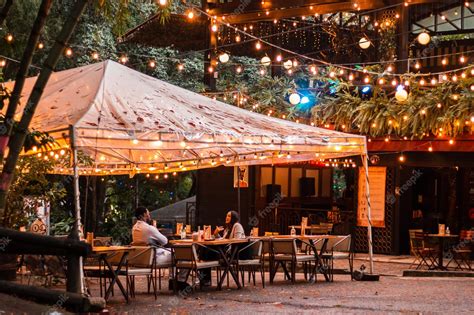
[361,150,374,274]
[68,125,85,294]
[237,166,241,215]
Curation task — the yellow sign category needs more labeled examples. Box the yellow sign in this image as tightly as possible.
[357,166,386,227]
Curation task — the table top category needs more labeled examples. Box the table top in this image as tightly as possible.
[169,238,249,246]
[92,246,136,253]
[426,234,459,238]
[255,234,341,240]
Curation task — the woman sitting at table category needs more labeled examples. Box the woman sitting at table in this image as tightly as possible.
[213,210,245,239]
[200,211,246,286]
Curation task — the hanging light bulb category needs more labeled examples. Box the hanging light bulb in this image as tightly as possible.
[177,64,184,71]
[386,65,393,72]
[236,66,242,73]
[431,78,437,85]
[235,35,241,42]
[261,56,271,66]
[92,52,99,60]
[460,56,466,63]
[5,34,13,42]
[283,60,293,69]
[399,155,405,162]
[348,74,354,81]
[441,58,448,65]
[419,78,425,85]
[417,32,431,45]
[149,60,156,68]
[364,77,370,83]
[378,78,385,85]
[187,10,194,19]
[289,93,301,105]
[391,79,398,86]
[359,37,371,49]
[452,75,458,82]
[276,54,282,62]
[37,42,44,49]
[461,72,467,79]
[395,85,408,102]
[414,62,421,69]
[255,41,262,50]
[159,0,167,5]
[65,48,73,57]
[218,52,230,63]
[120,55,127,63]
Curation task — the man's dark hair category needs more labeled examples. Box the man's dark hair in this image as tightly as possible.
[135,206,148,220]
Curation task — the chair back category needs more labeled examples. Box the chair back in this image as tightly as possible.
[173,244,198,262]
[319,223,334,234]
[272,239,297,255]
[409,229,423,254]
[107,251,128,266]
[333,235,351,252]
[249,240,263,257]
[127,246,155,268]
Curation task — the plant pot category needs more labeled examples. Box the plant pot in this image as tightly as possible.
[0,254,17,281]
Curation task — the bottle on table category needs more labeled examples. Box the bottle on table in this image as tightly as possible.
[446,226,450,235]
[290,226,296,236]
[180,227,186,239]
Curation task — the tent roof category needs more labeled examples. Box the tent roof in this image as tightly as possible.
[6,60,366,175]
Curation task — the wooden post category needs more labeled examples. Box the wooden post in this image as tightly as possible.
[203,0,217,91]
[68,126,83,294]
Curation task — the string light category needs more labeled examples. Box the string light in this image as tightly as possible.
[65,48,73,57]
[186,10,194,19]
[5,34,13,42]
[428,146,433,152]
[255,41,262,50]
[120,55,127,63]
[399,154,405,162]
[177,64,184,71]
[148,60,156,68]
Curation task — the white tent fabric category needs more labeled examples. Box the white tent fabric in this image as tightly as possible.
[5,60,366,174]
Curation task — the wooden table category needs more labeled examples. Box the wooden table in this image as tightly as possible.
[170,238,249,289]
[257,235,340,282]
[288,226,332,235]
[426,234,459,270]
[92,246,135,303]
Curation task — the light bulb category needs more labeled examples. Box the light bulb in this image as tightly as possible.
[65,48,73,56]
[159,0,167,5]
[255,41,262,50]
[417,32,430,45]
[187,11,194,19]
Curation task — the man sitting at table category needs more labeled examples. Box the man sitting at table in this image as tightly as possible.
[132,206,187,286]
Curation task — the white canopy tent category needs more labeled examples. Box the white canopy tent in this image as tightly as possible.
[5,60,375,273]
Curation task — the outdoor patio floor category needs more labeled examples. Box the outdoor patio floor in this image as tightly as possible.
[95,258,474,314]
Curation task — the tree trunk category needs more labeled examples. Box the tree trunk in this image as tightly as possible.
[0,0,89,219]
[0,0,54,164]
[0,0,13,25]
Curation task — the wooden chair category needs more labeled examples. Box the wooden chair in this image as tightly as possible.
[172,244,221,291]
[320,235,353,281]
[410,232,437,270]
[409,229,423,256]
[235,239,265,288]
[270,239,316,284]
[448,230,473,271]
[118,246,158,299]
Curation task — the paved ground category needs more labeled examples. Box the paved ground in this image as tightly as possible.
[97,259,474,315]
[1,257,472,314]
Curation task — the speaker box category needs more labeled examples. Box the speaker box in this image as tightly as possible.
[266,184,281,203]
[300,177,315,197]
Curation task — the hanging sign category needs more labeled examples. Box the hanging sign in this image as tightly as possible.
[357,166,386,227]
[234,166,249,188]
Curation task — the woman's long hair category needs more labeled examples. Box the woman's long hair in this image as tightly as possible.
[225,211,240,238]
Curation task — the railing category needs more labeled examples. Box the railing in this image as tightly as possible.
[186,201,196,229]
[0,228,104,312]
[253,206,355,235]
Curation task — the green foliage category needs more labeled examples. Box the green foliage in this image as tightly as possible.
[312,69,474,138]
[2,156,67,228]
